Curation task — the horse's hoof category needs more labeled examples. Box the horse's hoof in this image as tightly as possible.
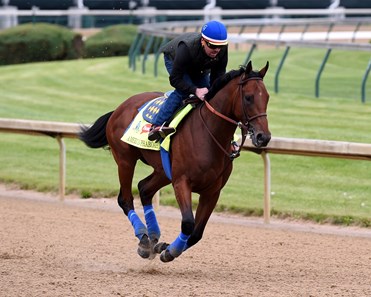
[147,239,159,260]
[147,250,156,260]
[160,249,175,263]
[137,234,151,259]
[154,242,169,254]
[137,235,159,260]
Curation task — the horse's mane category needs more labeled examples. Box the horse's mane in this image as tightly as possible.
[205,66,246,100]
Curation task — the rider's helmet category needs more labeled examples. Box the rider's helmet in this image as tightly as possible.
[201,20,228,46]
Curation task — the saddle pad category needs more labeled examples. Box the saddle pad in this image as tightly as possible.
[121,96,194,180]
[121,100,161,151]
[142,91,172,124]
[121,95,194,152]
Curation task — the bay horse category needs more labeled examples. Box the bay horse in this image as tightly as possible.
[79,61,271,263]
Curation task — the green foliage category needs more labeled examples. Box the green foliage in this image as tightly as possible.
[84,24,138,58]
[0,23,83,65]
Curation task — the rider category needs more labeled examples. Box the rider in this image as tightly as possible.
[148,20,229,141]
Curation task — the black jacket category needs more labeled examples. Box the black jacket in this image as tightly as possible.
[161,32,228,95]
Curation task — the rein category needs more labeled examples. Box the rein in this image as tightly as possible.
[199,76,267,160]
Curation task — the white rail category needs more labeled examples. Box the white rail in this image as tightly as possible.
[0,8,371,17]
[242,138,371,223]
[1,118,371,223]
[0,118,80,200]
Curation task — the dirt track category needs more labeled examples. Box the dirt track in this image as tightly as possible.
[1,186,370,297]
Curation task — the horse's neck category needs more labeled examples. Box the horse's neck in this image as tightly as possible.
[196,90,238,146]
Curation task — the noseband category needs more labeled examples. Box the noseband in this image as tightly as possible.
[199,75,267,159]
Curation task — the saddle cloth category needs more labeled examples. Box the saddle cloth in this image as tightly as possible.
[141,91,172,124]
[121,92,195,180]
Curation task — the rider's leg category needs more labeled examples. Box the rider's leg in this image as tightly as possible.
[152,89,185,125]
[147,89,185,141]
[148,54,189,141]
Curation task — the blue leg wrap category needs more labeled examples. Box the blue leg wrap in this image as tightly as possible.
[168,232,190,258]
[128,210,147,240]
[143,205,161,241]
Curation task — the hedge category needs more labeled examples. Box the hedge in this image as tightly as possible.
[0,23,83,65]
[84,24,138,58]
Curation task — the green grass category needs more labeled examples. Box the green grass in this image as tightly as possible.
[0,48,370,227]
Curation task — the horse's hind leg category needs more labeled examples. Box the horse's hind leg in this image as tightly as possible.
[116,160,153,259]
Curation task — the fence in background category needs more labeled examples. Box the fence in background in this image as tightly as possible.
[130,17,371,102]
[1,118,370,223]
[1,7,370,100]
[1,7,371,28]
[0,118,80,201]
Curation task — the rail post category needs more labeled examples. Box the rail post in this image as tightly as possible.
[128,33,141,68]
[154,37,168,77]
[244,43,256,66]
[315,48,332,98]
[361,59,371,103]
[56,136,66,201]
[131,33,146,72]
[274,46,290,93]
[142,35,155,74]
[351,21,361,43]
[261,151,271,224]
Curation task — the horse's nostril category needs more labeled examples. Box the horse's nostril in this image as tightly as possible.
[254,133,271,147]
[256,133,263,142]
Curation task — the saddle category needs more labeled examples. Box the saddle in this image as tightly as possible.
[142,92,201,126]
[145,94,202,142]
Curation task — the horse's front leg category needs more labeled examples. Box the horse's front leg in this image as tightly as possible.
[157,180,194,263]
[186,189,221,251]
[138,172,171,259]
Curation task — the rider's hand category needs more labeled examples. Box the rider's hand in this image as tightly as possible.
[195,88,209,100]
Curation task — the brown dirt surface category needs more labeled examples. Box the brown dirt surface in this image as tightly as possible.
[1,184,370,297]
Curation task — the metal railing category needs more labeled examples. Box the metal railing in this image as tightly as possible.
[1,7,371,18]
[1,118,370,223]
[1,6,371,29]
[0,118,80,201]
[130,17,371,102]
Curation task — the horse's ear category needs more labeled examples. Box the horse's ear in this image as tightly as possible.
[245,60,252,74]
[259,61,269,78]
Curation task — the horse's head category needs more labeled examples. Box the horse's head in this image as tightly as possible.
[236,61,271,148]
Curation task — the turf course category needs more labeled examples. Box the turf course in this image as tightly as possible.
[0,48,370,226]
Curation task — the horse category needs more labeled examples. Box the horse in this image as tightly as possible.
[79,61,271,263]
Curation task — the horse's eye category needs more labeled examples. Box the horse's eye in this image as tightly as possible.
[244,95,254,104]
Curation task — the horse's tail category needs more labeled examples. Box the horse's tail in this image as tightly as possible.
[79,111,114,148]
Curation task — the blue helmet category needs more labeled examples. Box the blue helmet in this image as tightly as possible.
[201,20,228,46]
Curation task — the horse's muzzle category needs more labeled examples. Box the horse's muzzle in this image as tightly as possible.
[252,132,271,148]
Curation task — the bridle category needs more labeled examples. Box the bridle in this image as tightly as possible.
[199,75,267,160]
